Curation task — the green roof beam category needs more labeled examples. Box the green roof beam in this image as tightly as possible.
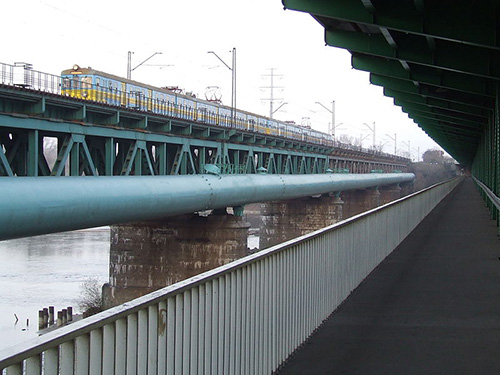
[352,53,495,97]
[370,74,495,111]
[282,0,499,50]
[391,98,489,126]
[409,115,483,139]
[415,127,478,161]
[400,105,486,130]
[383,87,491,118]
[326,28,500,80]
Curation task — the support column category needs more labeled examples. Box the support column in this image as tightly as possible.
[400,182,414,197]
[379,184,402,205]
[341,187,381,218]
[103,211,250,308]
[259,194,344,250]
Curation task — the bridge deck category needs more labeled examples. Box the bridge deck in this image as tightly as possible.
[278,178,500,374]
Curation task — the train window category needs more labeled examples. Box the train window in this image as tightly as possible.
[96,77,100,86]
[82,76,92,89]
[63,78,71,89]
[72,76,80,89]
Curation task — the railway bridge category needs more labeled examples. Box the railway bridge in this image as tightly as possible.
[0,60,415,307]
[1,0,500,373]
[0,62,408,178]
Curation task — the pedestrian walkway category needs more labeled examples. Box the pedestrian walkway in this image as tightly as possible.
[278,178,500,374]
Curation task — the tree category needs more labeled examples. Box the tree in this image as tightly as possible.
[337,134,354,145]
[77,277,103,317]
[410,149,458,191]
[422,149,444,164]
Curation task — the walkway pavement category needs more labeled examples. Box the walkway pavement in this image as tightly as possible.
[278,178,500,374]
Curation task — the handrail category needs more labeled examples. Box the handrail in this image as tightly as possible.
[473,177,500,211]
[0,178,461,374]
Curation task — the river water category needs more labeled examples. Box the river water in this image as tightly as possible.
[0,228,110,352]
[0,228,259,353]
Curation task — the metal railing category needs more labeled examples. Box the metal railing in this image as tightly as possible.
[0,63,60,94]
[473,177,500,225]
[473,177,500,211]
[0,177,460,374]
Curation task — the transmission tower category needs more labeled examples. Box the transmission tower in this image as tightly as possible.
[260,68,284,118]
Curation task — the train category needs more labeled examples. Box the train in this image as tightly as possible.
[60,65,332,145]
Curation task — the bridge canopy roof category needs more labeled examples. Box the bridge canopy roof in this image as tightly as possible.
[282,0,500,166]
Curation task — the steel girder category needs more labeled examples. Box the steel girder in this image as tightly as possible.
[0,113,407,177]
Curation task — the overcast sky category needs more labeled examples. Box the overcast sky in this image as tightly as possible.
[2,0,445,159]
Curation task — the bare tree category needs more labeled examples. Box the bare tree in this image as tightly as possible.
[77,277,103,317]
[337,134,354,145]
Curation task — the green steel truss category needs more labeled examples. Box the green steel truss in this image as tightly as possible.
[0,85,408,177]
[0,113,404,176]
[283,0,500,224]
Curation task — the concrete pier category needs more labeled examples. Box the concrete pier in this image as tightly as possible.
[379,184,402,204]
[258,185,408,249]
[103,211,250,308]
[259,195,344,249]
[102,182,412,307]
[341,188,381,218]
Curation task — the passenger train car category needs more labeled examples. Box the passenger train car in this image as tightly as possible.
[61,65,331,144]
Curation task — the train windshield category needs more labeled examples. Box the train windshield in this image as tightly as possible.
[62,75,92,89]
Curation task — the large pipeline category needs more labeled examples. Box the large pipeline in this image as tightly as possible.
[0,173,414,241]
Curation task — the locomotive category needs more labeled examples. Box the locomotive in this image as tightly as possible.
[61,65,332,145]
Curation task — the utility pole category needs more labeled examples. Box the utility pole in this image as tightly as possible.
[359,133,370,147]
[127,51,162,80]
[315,101,336,138]
[386,133,397,155]
[208,48,237,125]
[127,51,133,80]
[363,122,376,148]
[402,140,411,159]
[412,146,421,161]
[261,68,284,118]
[231,48,236,121]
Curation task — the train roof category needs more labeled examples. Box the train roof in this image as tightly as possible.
[61,65,169,92]
[61,64,239,109]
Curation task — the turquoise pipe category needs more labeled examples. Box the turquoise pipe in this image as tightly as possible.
[0,173,414,241]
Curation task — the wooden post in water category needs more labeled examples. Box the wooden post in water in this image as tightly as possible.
[38,310,44,330]
[49,306,54,325]
[43,308,48,326]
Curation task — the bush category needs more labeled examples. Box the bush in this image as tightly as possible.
[77,277,103,317]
